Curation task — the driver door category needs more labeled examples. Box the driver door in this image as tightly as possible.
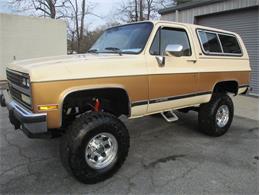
[147,24,199,113]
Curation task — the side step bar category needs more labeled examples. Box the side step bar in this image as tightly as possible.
[161,110,179,123]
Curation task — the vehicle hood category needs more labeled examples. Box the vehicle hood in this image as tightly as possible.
[7,54,146,82]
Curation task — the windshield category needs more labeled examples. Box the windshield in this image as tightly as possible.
[89,22,153,54]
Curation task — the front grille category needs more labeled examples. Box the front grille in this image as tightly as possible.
[6,70,29,89]
[6,69,32,110]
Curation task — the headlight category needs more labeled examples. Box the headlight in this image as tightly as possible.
[22,78,30,88]
[21,94,31,105]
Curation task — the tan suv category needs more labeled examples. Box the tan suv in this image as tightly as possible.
[1,21,250,184]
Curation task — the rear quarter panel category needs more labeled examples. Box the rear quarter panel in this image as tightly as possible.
[189,25,251,93]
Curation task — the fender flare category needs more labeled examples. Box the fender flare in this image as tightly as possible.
[212,80,239,95]
[58,84,131,126]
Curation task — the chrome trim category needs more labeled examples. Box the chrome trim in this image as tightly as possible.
[8,82,31,96]
[216,105,229,128]
[85,132,118,170]
[149,91,212,104]
[6,68,30,78]
[6,69,32,110]
[216,33,224,53]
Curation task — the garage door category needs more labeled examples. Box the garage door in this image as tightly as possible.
[196,7,259,95]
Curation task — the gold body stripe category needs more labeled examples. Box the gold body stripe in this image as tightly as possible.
[31,71,250,129]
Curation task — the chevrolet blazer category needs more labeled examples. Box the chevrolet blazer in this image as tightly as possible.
[1,21,251,184]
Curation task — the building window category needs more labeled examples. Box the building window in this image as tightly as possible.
[198,31,222,53]
[218,34,242,54]
[150,27,192,56]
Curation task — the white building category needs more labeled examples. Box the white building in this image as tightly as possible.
[0,13,67,88]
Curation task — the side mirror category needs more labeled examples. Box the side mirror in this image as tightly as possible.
[165,44,183,57]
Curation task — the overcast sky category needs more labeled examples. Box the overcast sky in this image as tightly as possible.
[0,0,123,29]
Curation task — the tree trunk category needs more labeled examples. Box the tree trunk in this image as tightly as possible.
[80,0,86,41]
[70,31,75,53]
[134,0,138,22]
[47,0,56,18]
[139,0,144,21]
[76,0,87,53]
[147,0,151,20]
[74,0,80,53]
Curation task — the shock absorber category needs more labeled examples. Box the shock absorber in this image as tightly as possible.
[94,98,101,112]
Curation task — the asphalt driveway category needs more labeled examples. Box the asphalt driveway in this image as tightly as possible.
[0,96,258,194]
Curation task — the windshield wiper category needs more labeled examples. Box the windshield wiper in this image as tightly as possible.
[105,47,122,55]
[88,49,98,53]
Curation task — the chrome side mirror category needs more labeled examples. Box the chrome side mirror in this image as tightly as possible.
[165,44,183,57]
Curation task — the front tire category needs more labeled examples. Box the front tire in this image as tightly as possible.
[198,93,234,137]
[60,112,129,184]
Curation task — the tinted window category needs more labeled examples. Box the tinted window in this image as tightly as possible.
[198,31,222,53]
[219,34,242,54]
[150,28,192,56]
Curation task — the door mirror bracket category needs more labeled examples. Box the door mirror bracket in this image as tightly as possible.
[156,56,165,67]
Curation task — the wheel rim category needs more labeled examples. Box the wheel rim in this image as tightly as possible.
[85,132,118,170]
[216,105,230,128]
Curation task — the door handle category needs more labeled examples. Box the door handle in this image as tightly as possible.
[187,59,197,63]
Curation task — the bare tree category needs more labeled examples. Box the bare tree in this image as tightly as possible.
[64,0,98,53]
[10,0,69,19]
[116,0,174,23]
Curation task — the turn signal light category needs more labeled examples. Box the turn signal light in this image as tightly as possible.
[38,105,58,111]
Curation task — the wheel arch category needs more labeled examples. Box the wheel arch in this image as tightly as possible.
[58,85,131,126]
[212,80,239,95]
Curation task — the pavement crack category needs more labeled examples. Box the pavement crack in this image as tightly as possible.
[143,154,186,169]
[248,127,259,132]
[4,133,32,163]
[0,163,27,177]
[0,157,57,185]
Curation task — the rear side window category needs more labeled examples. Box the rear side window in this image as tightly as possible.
[198,31,222,53]
[197,29,242,56]
[218,34,242,54]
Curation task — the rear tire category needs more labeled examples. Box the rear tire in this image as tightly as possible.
[198,93,234,137]
[60,112,129,184]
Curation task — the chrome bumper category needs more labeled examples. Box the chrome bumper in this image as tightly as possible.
[2,90,49,138]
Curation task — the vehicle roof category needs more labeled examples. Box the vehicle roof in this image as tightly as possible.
[128,20,240,37]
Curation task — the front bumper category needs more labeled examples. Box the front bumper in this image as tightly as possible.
[2,90,49,138]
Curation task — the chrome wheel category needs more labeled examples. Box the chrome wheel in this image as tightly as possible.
[85,132,118,170]
[216,105,229,128]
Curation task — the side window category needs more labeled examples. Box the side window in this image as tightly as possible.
[150,30,160,55]
[150,27,192,56]
[198,31,222,53]
[218,34,242,54]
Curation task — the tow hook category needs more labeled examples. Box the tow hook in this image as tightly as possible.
[0,94,6,107]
